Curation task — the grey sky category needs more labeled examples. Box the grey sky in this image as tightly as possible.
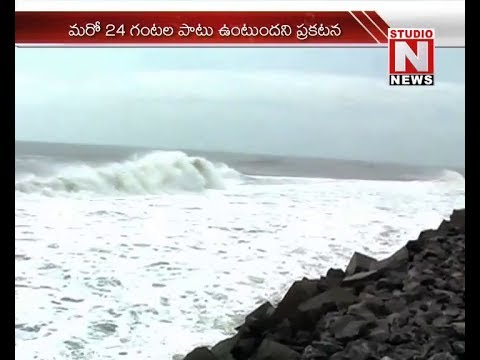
[15,48,464,166]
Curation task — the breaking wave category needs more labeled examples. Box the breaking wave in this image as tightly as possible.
[434,169,465,185]
[15,151,242,195]
[422,169,465,195]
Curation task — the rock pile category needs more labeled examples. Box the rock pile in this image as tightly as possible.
[183,209,465,360]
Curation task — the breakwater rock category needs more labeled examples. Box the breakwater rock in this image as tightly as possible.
[183,209,465,360]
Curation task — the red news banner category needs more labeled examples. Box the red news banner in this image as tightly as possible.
[15,11,390,45]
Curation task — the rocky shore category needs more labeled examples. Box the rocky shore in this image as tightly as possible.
[183,209,465,360]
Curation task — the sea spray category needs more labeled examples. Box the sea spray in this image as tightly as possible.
[15,151,241,195]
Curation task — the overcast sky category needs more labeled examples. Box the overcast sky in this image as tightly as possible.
[15,48,464,166]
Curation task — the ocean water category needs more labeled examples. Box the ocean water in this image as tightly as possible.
[15,141,465,360]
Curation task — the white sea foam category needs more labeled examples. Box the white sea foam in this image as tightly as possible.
[15,171,464,359]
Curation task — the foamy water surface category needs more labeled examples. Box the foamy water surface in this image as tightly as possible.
[15,173,465,359]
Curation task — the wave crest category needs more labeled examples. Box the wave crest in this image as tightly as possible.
[15,151,241,195]
[435,169,465,184]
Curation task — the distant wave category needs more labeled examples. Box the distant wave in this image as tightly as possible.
[397,168,464,184]
[15,151,242,195]
[434,169,465,184]
[429,169,465,192]
[246,169,466,186]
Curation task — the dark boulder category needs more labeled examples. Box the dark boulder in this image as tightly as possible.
[286,288,357,331]
[431,289,456,304]
[417,229,438,240]
[298,287,358,322]
[452,340,465,355]
[345,252,378,276]
[300,345,328,360]
[376,270,406,291]
[294,330,313,346]
[252,339,300,360]
[231,338,257,359]
[419,308,443,326]
[449,209,465,233]
[421,245,447,261]
[330,315,370,342]
[346,301,377,321]
[310,339,343,355]
[274,280,320,320]
[388,329,414,345]
[403,281,429,302]
[432,315,451,328]
[341,270,384,288]
[328,352,347,360]
[342,339,377,360]
[359,293,387,314]
[242,302,275,333]
[427,353,457,360]
[267,318,293,343]
[421,336,454,356]
[442,306,460,318]
[456,309,465,322]
[385,343,422,360]
[451,322,465,338]
[371,247,409,272]
[210,336,237,360]
[384,297,407,314]
[315,310,345,334]
[406,238,428,255]
[386,311,409,328]
[325,268,345,288]
[437,220,454,234]
[184,347,218,360]
[366,319,390,342]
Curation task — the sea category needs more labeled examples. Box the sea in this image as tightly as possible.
[15,140,465,360]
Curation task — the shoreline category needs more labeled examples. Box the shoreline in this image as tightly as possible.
[183,209,465,360]
[15,140,464,181]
